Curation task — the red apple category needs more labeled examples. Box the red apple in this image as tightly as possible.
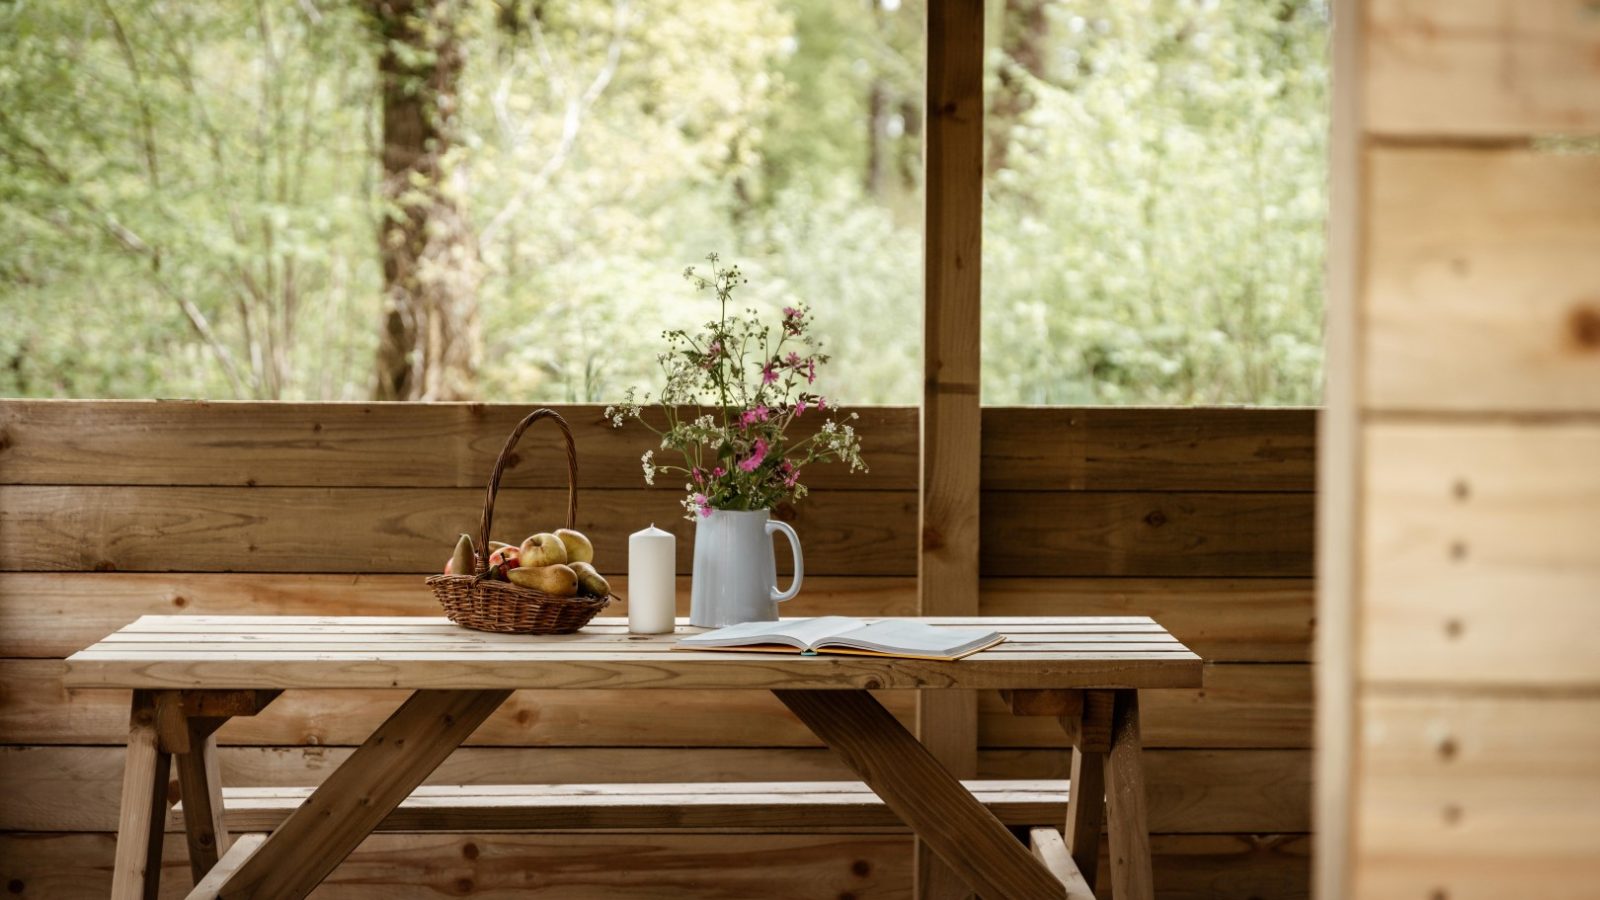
[487,545,520,580]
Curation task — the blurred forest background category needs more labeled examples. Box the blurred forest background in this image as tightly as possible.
[0,0,1328,405]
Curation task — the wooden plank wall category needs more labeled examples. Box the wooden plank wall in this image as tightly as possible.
[0,401,1317,899]
[1319,1,1600,898]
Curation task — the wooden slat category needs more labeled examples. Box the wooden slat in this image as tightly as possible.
[188,780,1067,834]
[1361,423,1600,686]
[185,833,264,900]
[0,402,1315,492]
[60,652,1201,693]
[0,485,916,576]
[1353,694,1600,899]
[2,745,1309,835]
[2,661,1304,750]
[981,491,1313,577]
[0,485,1310,577]
[0,831,1314,900]
[0,402,917,490]
[0,572,1313,662]
[1027,828,1095,900]
[1364,148,1600,412]
[1366,0,1600,138]
[982,408,1314,492]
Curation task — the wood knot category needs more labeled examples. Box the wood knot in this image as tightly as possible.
[93,560,118,573]
[311,422,323,432]
[851,860,871,877]
[8,878,24,894]
[1568,303,1600,351]
[171,595,188,608]
[454,878,475,894]
[1143,509,1168,527]
[461,842,480,861]
[1436,736,1458,761]
[0,430,11,452]
[920,526,945,552]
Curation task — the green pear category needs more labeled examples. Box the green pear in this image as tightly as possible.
[508,564,578,596]
[569,561,610,597]
[445,533,475,576]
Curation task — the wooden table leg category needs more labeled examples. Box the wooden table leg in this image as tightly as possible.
[110,691,171,900]
[210,689,510,900]
[1104,690,1154,900]
[174,716,231,882]
[1062,690,1113,892]
[776,689,1064,900]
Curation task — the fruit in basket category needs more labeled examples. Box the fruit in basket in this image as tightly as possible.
[518,533,568,567]
[508,563,579,595]
[489,541,513,552]
[486,545,520,580]
[445,533,476,576]
[569,561,610,597]
[554,528,595,564]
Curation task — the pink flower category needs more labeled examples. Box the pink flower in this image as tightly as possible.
[761,362,779,385]
[783,306,800,319]
[739,405,770,428]
[795,398,808,416]
[736,439,769,473]
[692,493,711,517]
[785,351,802,367]
[816,395,827,410]
[806,360,816,383]
[712,466,726,478]
[692,468,704,486]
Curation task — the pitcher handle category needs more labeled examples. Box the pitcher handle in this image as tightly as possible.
[765,519,804,603]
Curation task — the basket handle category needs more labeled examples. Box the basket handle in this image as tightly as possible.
[475,408,578,576]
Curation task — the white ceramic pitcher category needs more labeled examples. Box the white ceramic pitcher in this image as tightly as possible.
[689,509,804,627]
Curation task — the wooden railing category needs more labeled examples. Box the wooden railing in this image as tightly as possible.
[0,401,1315,898]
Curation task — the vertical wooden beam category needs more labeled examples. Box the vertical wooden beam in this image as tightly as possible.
[1316,1,1364,899]
[110,691,171,900]
[919,1,985,897]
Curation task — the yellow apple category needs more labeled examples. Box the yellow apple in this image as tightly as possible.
[519,533,568,568]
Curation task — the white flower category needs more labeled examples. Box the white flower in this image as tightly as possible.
[641,450,657,486]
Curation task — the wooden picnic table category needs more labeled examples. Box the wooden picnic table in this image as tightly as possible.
[65,615,1203,900]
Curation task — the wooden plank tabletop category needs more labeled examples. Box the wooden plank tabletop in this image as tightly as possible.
[62,616,1203,692]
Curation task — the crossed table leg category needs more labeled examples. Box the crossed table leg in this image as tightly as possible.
[110,687,1153,900]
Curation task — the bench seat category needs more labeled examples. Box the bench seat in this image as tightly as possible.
[173,780,1068,834]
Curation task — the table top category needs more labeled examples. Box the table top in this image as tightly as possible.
[63,616,1203,692]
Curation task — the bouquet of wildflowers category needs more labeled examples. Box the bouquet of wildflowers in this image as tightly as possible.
[606,254,867,519]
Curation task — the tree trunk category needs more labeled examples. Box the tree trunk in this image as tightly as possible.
[988,0,1050,175]
[368,0,480,401]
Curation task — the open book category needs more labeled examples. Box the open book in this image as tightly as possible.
[676,616,1005,661]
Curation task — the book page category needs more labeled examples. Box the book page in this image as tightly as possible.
[820,620,1000,658]
[678,616,864,650]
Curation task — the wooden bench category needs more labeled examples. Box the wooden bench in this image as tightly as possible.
[174,780,1068,834]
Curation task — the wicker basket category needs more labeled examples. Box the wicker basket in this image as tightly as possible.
[426,409,612,634]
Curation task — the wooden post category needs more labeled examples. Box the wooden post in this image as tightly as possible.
[918,1,985,897]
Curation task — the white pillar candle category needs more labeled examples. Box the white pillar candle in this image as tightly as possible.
[628,524,677,634]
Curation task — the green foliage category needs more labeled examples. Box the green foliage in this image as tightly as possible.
[0,0,1327,406]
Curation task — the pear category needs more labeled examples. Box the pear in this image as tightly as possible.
[554,528,595,564]
[445,533,475,576]
[507,564,578,596]
[569,561,610,597]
